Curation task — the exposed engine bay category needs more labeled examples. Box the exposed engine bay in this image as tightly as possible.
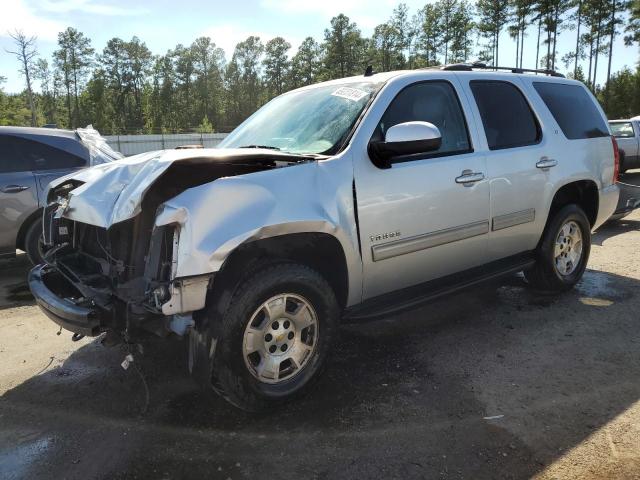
[37,150,309,339]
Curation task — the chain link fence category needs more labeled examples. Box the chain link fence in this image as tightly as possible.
[104,132,229,156]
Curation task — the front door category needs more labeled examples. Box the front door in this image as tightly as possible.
[353,78,490,300]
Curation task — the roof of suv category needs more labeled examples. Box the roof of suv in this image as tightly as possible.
[293,68,582,93]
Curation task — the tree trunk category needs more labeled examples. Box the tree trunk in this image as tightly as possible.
[536,17,541,69]
[495,28,499,68]
[515,24,520,65]
[546,15,552,70]
[519,15,525,69]
[551,7,559,70]
[71,48,79,128]
[593,12,603,88]
[574,0,583,77]
[587,28,594,88]
[605,0,617,109]
[21,56,36,126]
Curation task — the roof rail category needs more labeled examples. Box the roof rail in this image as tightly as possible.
[441,61,565,78]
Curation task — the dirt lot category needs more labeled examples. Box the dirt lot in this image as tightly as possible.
[2,180,640,480]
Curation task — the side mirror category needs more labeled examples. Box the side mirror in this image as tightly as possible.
[368,121,442,168]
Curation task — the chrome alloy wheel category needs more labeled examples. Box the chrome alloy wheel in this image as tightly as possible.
[554,220,583,276]
[243,293,318,384]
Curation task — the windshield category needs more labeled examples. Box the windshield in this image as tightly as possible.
[609,122,635,138]
[219,82,383,155]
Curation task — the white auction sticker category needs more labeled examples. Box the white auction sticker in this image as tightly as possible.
[331,87,369,101]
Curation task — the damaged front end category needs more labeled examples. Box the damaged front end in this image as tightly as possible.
[32,189,207,340]
[28,148,301,340]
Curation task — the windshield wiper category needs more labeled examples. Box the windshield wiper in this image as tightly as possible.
[238,145,281,150]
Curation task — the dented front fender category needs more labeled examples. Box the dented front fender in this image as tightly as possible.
[156,155,363,307]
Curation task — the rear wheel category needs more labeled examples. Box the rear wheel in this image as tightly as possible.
[208,262,339,411]
[524,204,591,292]
[24,219,46,265]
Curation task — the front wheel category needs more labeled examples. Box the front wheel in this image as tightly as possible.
[524,204,591,292]
[208,263,340,411]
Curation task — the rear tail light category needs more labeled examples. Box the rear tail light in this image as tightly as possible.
[612,136,620,184]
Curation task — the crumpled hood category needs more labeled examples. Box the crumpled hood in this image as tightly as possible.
[50,148,298,228]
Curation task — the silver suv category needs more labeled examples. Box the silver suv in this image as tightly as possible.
[29,66,619,411]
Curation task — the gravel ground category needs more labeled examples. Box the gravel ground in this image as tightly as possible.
[1,176,640,480]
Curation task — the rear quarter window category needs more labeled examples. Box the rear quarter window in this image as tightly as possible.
[533,82,609,140]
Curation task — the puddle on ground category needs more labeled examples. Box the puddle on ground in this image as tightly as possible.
[0,437,51,480]
[495,284,558,309]
[576,271,626,300]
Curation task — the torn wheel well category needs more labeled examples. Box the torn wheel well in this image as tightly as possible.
[207,233,349,320]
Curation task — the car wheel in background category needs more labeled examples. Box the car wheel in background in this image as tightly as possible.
[24,219,46,265]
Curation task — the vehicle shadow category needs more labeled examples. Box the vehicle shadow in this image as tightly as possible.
[593,217,640,246]
[1,264,639,479]
[0,254,35,311]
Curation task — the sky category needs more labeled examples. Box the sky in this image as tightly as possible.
[0,0,638,94]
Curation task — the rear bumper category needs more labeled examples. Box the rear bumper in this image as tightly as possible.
[28,264,102,336]
[612,181,640,219]
[594,184,620,229]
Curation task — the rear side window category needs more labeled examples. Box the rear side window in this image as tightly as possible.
[12,136,86,170]
[470,80,540,150]
[0,135,33,173]
[610,122,635,138]
[533,82,609,140]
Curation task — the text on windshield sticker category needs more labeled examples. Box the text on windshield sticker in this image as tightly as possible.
[331,87,369,102]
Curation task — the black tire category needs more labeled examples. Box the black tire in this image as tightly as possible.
[524,204,591,293]
[24,219,45,265]
[208,262,340,411]
[619,152,627,174]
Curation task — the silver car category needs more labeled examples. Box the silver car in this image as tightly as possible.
[29,66,619,411]
[0,126,121,263]
[609,119,640,173]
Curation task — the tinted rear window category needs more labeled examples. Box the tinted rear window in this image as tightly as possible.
[533,82,609,140]
[12,136,85,170]
[470,81,540,150]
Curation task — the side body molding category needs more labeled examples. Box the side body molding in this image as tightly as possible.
[371,220,489,262]
[155,154,363,307]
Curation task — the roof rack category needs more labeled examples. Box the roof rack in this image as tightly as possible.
[441,61,565,78]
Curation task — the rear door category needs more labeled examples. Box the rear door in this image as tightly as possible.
[0,135,38,255]
[461,77,550,260]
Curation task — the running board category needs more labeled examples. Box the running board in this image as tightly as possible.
[342,252,535,322]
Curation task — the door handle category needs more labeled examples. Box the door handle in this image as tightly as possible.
[536,157,558,169]
[1,185,30,193]
[455,170,485,185]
